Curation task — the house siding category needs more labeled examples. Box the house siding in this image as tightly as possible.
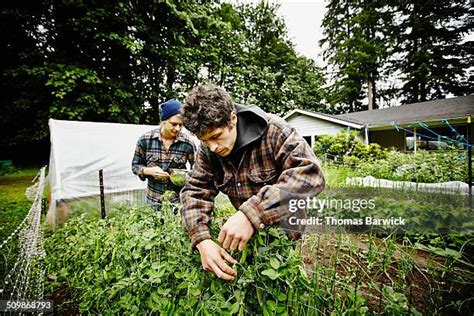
[287,115,341,136]
[286,114,364,147]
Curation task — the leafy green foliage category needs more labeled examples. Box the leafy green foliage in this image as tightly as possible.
[320,0,394,112]
[2,0,326,162]
[315,131,467,183]
[0,2,53,146]
[313,130,388,165]
[0,161,15,175]
[169,173,186,187]
[43,204,317,314]
[357,149,467,183]
[393,0,473,104]
[228,2,326,114]
[320,163,359,189]
[382,286,418,315]
[320,0,472,111]
[319,190,472,237]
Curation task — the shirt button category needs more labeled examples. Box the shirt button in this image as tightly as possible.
[259,223,265,229]
[237,183,242,187]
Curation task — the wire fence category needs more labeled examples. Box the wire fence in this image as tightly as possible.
[1,166,47,302]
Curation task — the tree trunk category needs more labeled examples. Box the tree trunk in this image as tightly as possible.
[368,78,374,110]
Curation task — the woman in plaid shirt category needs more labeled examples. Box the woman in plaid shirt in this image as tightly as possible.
[180,85,325,281]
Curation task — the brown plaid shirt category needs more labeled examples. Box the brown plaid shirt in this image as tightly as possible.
[180,105,325,246]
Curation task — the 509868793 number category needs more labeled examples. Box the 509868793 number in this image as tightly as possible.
[0,300,53,312]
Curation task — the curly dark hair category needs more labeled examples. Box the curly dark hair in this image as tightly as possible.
[182,84,235,137]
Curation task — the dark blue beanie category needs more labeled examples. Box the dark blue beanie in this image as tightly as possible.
[160,99,182,121]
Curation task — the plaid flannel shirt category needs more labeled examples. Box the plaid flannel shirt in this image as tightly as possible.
[132,126,196,203]
[180,105,325,246]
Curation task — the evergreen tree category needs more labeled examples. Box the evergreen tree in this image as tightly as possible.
[320,0,393,113]
[234,2,326,113]
[321,0,472,110]
[393,0,473,104]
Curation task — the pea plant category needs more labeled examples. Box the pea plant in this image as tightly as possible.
[43,202,322,315]
[42,198,474,314]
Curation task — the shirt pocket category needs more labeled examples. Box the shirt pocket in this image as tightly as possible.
[146,153,161,167]
[170,155,187,169]
[214,175,232,195]
[247,167,279,186]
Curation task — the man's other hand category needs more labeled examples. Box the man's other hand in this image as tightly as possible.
[218,211,255,252]
[196,239,237,281]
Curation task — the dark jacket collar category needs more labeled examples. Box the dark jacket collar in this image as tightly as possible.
[232,104,268,152]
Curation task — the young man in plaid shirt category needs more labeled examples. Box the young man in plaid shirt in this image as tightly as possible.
[132,99,195,208]
[180,85,325,281]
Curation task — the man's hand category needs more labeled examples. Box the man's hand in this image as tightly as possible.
[218,211,255,251]
[196,239,237,281]
[143,166,170,180]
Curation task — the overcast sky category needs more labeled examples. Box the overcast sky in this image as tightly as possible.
[277,0,327,65]
[228,0,327,65]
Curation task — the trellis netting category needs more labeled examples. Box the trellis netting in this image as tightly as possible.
[46,119,198,226]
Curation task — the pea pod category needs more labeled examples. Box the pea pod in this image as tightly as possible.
[240,245,249,264]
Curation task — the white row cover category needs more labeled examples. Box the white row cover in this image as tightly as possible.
[346,176,469,195]
[47,119,161,202]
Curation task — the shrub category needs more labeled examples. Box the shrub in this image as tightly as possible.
[0,160,15,175]
[357,149,467,183]
[313,131,387,166]
[314,131,467,183]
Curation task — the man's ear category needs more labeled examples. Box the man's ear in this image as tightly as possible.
[230,111,237,126]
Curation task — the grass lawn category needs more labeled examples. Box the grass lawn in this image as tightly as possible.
[0,168,41,283]
[321,163,358,188]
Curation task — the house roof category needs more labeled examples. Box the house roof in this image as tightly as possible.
[283,108,363,129]
[336,95,474,128]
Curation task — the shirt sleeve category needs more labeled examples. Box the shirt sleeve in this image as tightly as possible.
[187,142,196,169]
[238,124,325,231]
[131,138,147,181]
[180,147,218,247]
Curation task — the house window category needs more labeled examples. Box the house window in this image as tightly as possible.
[406,136,448,151]
[406,136,415,151]
[405,125,466,151]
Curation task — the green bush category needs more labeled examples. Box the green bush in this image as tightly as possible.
[0,160,15,175]
[314,131,467,183]
[357,149,467,183]
[314,131,387,166]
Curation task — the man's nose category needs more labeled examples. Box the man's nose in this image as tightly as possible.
[208,142,218,152]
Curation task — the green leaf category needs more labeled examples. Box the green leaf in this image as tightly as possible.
[269,257,280,270]
[277,292,287,301]
[261,269,279,280]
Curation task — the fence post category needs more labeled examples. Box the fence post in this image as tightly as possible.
[467,116,472,209]
[99,169,106,219]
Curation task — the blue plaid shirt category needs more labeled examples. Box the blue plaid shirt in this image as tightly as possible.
[132,126,196,203]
